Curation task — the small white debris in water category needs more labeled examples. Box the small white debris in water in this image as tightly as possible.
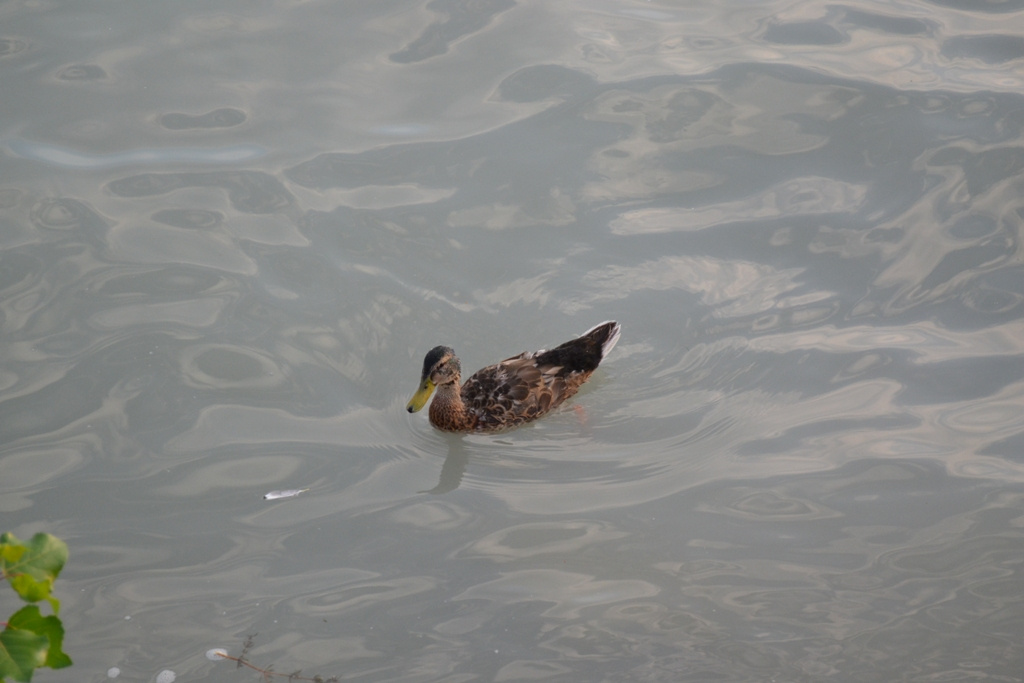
[124,615,131,620]
[156,670,176,683]
[107,667,120,678]
[263,488,309,500]
[206,648,228,661]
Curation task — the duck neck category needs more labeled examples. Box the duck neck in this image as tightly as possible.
[429,378,475,431]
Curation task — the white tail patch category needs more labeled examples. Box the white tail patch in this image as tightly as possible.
[581,320,621,359]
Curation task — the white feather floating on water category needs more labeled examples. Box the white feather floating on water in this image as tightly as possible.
[264,489,307,499]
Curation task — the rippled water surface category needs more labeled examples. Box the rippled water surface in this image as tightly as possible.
[3,1,1024,681]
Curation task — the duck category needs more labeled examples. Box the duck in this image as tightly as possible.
[406,321,621,432]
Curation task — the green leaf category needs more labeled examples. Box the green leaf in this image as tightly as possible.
[0,541,25,566]
[0,532,68,580]
[1,532,72,681]
[7,606,71,670]
[0,533,68,606]
[7,576,52,605]
[0,625,48,683]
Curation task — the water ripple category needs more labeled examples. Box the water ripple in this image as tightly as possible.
[7,139,266,169]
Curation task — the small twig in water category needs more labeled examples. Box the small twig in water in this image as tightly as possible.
[216,635,338,683]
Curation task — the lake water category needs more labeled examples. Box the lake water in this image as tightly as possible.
[3,1,1024,681]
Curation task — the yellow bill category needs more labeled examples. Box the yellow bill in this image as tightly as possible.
[406,378,436,413]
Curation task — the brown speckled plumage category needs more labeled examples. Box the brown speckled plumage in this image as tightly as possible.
[407,321,621,432]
